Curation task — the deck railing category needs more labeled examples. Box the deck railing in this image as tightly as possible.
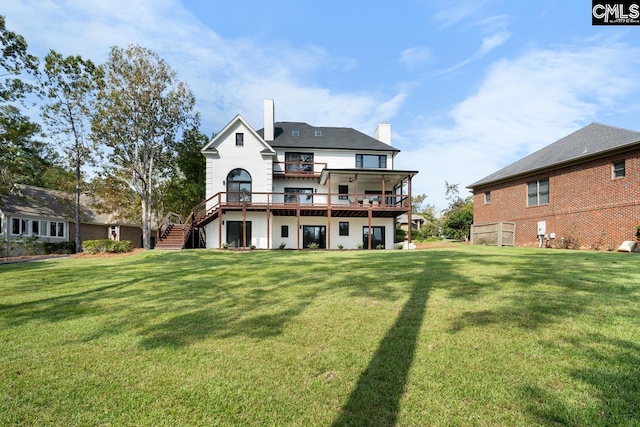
[191,191,410,225]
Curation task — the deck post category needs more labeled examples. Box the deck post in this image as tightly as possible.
[296,207,301,249]
[242,205,247,248]
[407,176,412,244]
[367,207,372,249]
[218,193,223,249]
[327,173,331,249]
[266,207,270,249]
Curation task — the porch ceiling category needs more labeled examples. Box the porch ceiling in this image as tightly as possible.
[319,168,418,186]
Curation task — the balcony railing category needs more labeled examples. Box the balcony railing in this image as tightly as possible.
[192,191,410,224]
[273,161,328,176]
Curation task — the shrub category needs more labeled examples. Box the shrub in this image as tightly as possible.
[376,244,385,250]
[23,236,43,255]
[306,242,319,250]
[82,239,132,254]
[338,244,344,250]
[42,241,76,254]
[394,243,404,250]
[278,242,286,250]
[395,228,407,243]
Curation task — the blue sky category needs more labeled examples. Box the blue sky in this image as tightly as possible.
[5,0,640,210]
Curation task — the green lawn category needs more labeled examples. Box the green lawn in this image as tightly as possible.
[1,246,639,426]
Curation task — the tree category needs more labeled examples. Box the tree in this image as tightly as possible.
[411,193,428,214]
[441,196,473,241]
[0,105,50,192]
[41,51,102,252]
[92,45,197,249]
[0,15,39,103]
[0,15,46,194]
[158,126,207,218]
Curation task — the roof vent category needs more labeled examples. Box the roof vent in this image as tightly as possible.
[292,130,299,137]
[314,130,322,137]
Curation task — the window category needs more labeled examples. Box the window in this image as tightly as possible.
[338,185,349,200]
[314,130,322,137]
[31,220,39,236]
[613,160,625,178]
[227,169,252,202]
[527,179,549,206]
[356,154,387,169]
[285,152,314,173]
[235,133,244,146]
[11,218,20,235]
[292,130,299,137]
[339,222,349,236]
[484,191,491,204]
[281,225,289,238]
[10,218,30,236]
[284,188,313,204]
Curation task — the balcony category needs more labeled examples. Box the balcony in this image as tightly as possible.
[273,161,328,178]
[192,190,411,226]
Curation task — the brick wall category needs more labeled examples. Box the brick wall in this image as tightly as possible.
[69,223,145,248]
[119,226,144,248]
[473,148,640,250]
[69,223,108,243]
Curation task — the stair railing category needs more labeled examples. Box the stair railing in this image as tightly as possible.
[157,212,183,242]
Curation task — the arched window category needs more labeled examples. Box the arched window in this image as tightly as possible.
[227,169,252,202]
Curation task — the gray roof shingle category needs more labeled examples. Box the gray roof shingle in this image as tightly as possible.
[257,122,400,153]
[0,184,136,226]
[469,123,640,188]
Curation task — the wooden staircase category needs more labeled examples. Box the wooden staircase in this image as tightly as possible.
[155,224,190,250]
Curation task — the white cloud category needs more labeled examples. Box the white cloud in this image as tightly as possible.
[438,29,511,74]
[432,0,493,29]
[399,47,433,69]
[397,40,640,211]
[5,0,404,136]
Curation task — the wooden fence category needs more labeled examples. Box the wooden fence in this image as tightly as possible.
[470,222,516,246]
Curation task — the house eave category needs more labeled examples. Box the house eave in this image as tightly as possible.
[468,142,640,190]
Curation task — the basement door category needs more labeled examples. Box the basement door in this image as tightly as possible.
[227,221,252,248]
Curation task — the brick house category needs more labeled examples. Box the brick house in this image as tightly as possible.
[467,123,640,250]
[0,184,150,251]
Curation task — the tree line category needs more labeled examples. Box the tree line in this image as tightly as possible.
[0,16,207,251]
[407,181,473,242]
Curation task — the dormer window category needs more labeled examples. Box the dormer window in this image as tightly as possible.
[292,130,299,137]
[314,130,322,137]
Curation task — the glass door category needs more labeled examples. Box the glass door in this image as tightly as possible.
[227,221,252,247]
[303,226,326,249]
[363,226,385,249]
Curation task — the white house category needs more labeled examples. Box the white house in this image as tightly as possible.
[164,99,418,250]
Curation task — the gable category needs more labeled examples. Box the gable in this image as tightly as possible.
[202,115,276,155]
